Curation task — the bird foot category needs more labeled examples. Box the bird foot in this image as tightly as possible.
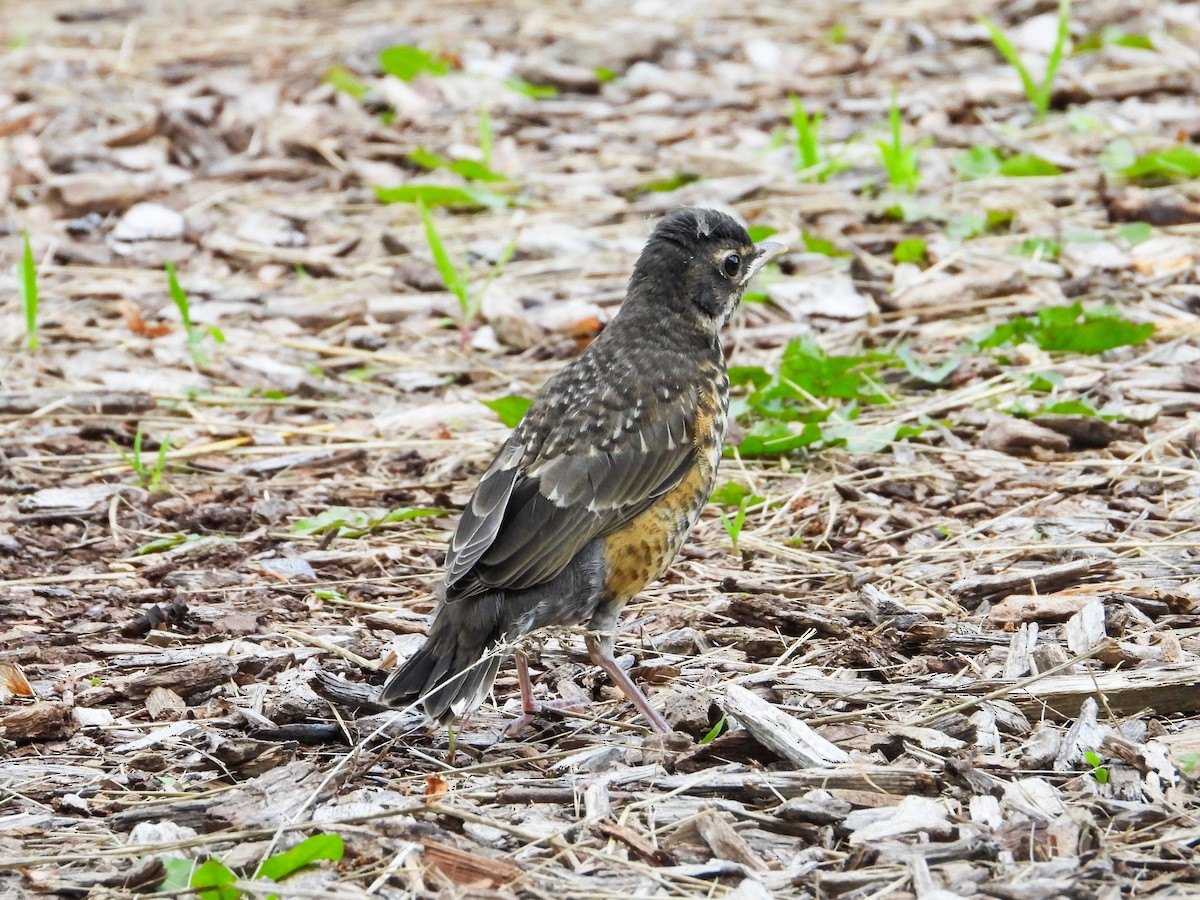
[504,696,588,735]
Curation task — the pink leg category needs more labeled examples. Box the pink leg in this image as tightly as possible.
[585,632,671,734]
[504,651,587,735]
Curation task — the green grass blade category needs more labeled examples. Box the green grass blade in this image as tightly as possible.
[980,17,1038,107]
[19,230,38,350]
[418,200,470,312]
[164,261,192,332]
[1039,0,1072,115]
[478,105,493,169]
[153,434,170,490]
[131,426,147,482]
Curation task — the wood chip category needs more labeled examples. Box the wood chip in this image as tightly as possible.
[720,684,849,767]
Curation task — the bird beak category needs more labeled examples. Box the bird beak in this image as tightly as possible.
[745,241,787,282]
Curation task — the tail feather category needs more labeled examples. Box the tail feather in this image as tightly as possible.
[379,606,506,723]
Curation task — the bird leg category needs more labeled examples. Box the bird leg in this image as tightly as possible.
[504,650,587,735]
[585,631,671,734]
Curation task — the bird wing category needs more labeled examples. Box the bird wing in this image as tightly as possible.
[443,369,699,600]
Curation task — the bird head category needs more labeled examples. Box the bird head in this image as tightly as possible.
[627,207,786,331]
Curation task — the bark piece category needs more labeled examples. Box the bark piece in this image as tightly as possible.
[720,684,849,768]
[0,390,155,415]
[988,593,1094,625]
[885,265,1027,313]
[0,702,71,742]
[951,559,1111,606]
[1064,598,1107,656]
[595,821,675,866]
[113,656,237,700]
[979,416,1070,455]
[694,809,770,871]
[421,839,520,888]
[1031,414,1142,448]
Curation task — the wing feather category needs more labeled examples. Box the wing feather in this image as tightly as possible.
[443,347,705,602]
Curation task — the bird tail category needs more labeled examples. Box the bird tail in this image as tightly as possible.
[378,606,506,724]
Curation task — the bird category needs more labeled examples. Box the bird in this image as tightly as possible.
[379,207,786,734]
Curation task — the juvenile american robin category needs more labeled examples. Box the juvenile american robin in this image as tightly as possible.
[379,207,785,733]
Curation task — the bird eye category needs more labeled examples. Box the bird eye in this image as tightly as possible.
[722,253,741,277]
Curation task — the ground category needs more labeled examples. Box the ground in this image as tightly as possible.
[2,0,1200,897]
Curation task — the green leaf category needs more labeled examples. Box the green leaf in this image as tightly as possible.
[700,715,727,744]
[986,209,1015,231]
[737,420,824,457]
[728,366,772,390]
[802,231,847,257]
[953,146,1002,179]
[375,184,510,210]
[977,303,1154,354]
[1037,305,1154,353]
[778,337,892,403]
[257,834,345,882]
[747,225,778,243]
[998,153,1061,177]
[897,345,958,384]
[1100,139,1137,174]
[893,238,927,265]
[719,498,748,548]
[1067,109,1104,132]
[1083,750,1109,783]
[481,394,532,427]
[1118,222,1152,245]
[946,212,987,240]
[1014,236,1061,259]
[1112,32,1153,50]
[379,45,448,81]
[1039,400,1110,418]
[1123,145,1200,182]
[136,532,199,555]
[323,65,368,98]
[18,229,38,350]
[504,78,558,98]
[406,147,507,182]
[191,859,239,900]
[158,857,195,892]
[292,506,443,538]
[1075,25,1153,54]
[627,173,700,196]
[380,507,447,525]
[831,422,914,453]
[710,482,763,507]
[594,66,616,82]
[879,199,940,223]
[1027,371,1064,392]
